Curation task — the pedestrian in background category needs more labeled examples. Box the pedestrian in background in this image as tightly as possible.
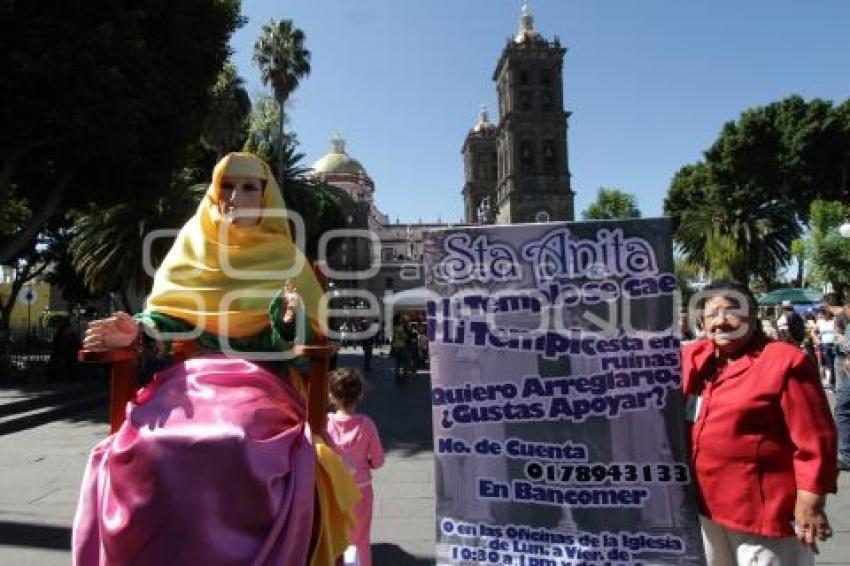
[391,315,409,380]
[360,319,374,373]
[833,298,850,391]
[777,300,805,346]
[833,299,850,473]
[816,306,837,389]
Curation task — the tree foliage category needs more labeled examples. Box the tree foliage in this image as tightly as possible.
[201,61,252,160]
[253,19,311,184]
[664,95,850,284]
[69,173,207,311]
[242,96,295,167]
[0,0,243,262]
[804,200,850,294]
[582,187,641,220]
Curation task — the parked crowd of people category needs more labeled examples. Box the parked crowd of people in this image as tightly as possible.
[760,298,850,392]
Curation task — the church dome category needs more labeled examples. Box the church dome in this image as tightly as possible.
[310,135,369,177]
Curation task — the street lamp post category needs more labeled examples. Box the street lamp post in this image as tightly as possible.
[23,286,35,356]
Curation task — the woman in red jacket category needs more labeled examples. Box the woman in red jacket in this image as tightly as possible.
[683,280,837,565]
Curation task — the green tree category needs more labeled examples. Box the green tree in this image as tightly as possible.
[201,61,252,161]
[789,238,807,288]
[0,186,28,238]
[242,96,297,168]
[664,95,850,283]
[253,19,311,183]
[0,0,243,263]
[581,187,641,220]
[69,174,206,312]
[672,194,798,285]
[42,233,97,315]
[673,255,703,302]
[805,200,850,295]
[703,96,850,217]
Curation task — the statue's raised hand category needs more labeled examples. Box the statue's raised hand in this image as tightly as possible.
[280,280,299,325]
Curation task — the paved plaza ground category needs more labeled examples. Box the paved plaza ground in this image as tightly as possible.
[0,347,848,565]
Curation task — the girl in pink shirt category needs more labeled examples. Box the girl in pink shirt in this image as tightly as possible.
[327,368,385,566]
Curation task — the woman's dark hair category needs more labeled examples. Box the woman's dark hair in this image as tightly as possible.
[694,279,765,339]
[695,280,758,314]
[329,367,365,407]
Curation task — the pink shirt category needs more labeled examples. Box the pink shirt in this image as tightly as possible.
[326,413,385,486]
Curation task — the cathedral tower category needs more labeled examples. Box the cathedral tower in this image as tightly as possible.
[461,105,498,224]
[491,4,574,223]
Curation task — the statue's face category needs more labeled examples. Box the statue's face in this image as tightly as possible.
[219,175,264,226]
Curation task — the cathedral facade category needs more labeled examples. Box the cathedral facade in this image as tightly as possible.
[308,5,575,305]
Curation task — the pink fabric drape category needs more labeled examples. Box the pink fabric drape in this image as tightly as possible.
[73,356,316,565]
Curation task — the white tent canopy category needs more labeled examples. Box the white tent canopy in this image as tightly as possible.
[384,286,436,311]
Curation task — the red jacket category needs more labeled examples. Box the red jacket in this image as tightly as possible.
[682,338,837,537]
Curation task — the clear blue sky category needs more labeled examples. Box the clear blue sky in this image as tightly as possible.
[230,0,850,223]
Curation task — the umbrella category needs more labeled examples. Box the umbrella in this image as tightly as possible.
[757,288,823,307]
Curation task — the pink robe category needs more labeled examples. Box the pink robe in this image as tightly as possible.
[326,413,385,566]
[73,356,316,565]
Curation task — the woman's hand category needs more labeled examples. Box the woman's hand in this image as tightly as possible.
[794,490,831,552]
[82,311,139,350]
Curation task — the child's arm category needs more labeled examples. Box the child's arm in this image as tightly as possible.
[367,417,386,470]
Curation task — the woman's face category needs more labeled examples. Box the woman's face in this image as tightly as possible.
[219,175,264,225]
[702,295,755,355]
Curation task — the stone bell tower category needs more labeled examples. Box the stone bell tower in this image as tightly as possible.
[461,105,498,224]
[492,4,575,224]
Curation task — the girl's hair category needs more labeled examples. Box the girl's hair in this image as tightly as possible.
[329,367,365,407]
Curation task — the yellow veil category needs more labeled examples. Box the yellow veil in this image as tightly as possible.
[145,152,322,338]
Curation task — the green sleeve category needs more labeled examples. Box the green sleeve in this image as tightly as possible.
[135,311,194,334]
[134,288,312,354]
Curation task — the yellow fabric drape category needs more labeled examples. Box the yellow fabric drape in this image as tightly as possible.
[145,152,323,338]
[311,437,361,566]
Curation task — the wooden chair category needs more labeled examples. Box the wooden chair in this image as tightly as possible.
[78,262,336,435]
[78,342,335,434]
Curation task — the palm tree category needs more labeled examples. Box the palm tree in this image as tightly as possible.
[69,176,205,311]
[675,193,799,285]
[582,187,641,220]
[253,19,311,183]
[201,61,252,160]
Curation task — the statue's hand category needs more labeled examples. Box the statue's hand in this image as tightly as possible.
[280,281,298,325]
[82,311,139,350]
